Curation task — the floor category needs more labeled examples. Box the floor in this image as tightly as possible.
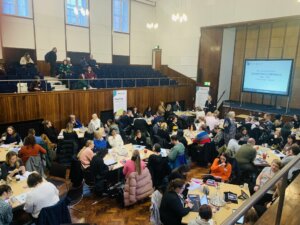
[70,165,209,224]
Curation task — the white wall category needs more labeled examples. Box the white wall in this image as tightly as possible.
[34,0,66,61]
[0,0,156,64]
[90,0,112,63]
[217,28,236,108]
[156,0,300,79]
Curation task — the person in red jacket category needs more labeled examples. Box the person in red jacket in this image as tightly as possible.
[18,135,47,164]
[210,153,232,182]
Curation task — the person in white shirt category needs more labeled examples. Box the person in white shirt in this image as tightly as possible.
[90,113,101,130]
[226,133,242,157]
[24,172,59,218]
[20,53,34,65]
[205,112,219,131]
[108,128,124,148]
[195,107,205,119]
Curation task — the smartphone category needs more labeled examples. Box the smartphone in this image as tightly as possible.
[232,209,244,224]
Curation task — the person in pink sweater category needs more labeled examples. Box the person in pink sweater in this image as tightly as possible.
[77,140,95,169]
[123,150,146,177]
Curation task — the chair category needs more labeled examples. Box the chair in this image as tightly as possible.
[56,140,77,166]
[37,198,71,225]
[69,156,84,188]
[47,162,68,189]
[169,154,187,170]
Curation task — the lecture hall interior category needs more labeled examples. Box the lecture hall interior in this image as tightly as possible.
[1,0,300,225]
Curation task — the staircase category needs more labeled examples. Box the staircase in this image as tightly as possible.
[44,76,69,91]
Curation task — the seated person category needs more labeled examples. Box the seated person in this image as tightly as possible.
[205,111,219,131]
[1,126,22,145]
[63,122,79,141]
[157,122,171,143]
[28,76,43,92]
[131,130,147,146]
[77,140,95,169]
[177,130,188,147]
[24,172,59,218]
[168,135,185,162]
[69,114,83,128]
[235,138,257,174]
[87,54,98,68]
[254,159,281,206]
[90,149,109,196]
[85,66,96,80]
[0,151,26,180]
[0,184,13,225]
[243,208,258,225]
[108,128,124,148]
[210,153,232,182]
[123,150,146,177]
[282,135,296,154]
[28,128,43,145]
[90,113,102,130]
[20,52,34,66]
[292,114,300,129]
[212,125,224,148]
[273,114,283,129]
[168,116,179,133]
[144,106,153,118]
[188,204,214,225]
[80,56,88,69]
[75,74,89,89]
[58,59,72,79]
[93,130,107,151]
[105,119,120,134]
[193,124,211,146]
[42,120,58,143]
[226,133,242,157]
[195,107,205,119]
[164,104,174,120]
[281,145,300,181]
[160,179,193,225]
[268,130,283,149]
[18,135,47,164]
[148,144,171,188]
[132,106,139,118]
[173,101,182,112]
[84,122,97,140]
[240,127,250,144]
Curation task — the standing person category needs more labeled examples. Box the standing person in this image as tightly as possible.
[205,95,215,113]
[44,47,57,77]
[0,184,13,225]
[223,111,237,145]
[160,179,193,225]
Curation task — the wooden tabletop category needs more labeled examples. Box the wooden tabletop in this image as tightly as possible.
[174,111,196,117]
[183,129,198,145]
[0,178,30,209]
[182,182,250,225]
[58,127,88,139]
[236,114,263,121]
[104,144,154,171]
[253,146,281,167]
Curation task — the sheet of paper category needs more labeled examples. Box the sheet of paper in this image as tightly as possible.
[14,193,27,204]
[133,145,146,151]
[104,158,117,166]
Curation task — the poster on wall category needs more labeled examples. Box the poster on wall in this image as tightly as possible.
[195,86,209,108]
[113,90,127,115]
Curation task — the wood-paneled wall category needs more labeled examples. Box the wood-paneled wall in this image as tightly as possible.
[198,28,223,102]
[230,19,300,109]
[0,85,195,130]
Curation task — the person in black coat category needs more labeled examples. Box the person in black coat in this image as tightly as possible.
[42,120,58,143]
[90,149,109,196]
[45,47,57,77]
[133,114,149,133]
[157,122,171,143]
[205,95,215,113]
[160,179,193,225]
[148,144,171,188]
[292,115,300,129]
[1,126,21,145]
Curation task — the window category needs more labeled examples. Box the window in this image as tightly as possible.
[66,0,89,27]
[2,0,32,18]
[113,0,129,33]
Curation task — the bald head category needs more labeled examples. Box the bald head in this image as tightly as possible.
[247,138,256,146]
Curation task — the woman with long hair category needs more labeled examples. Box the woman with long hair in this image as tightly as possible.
[18,135,47,164]
[123,150,146,177]
[1,126,22,145]
[0,151,26,180]
[77,140,95,169]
